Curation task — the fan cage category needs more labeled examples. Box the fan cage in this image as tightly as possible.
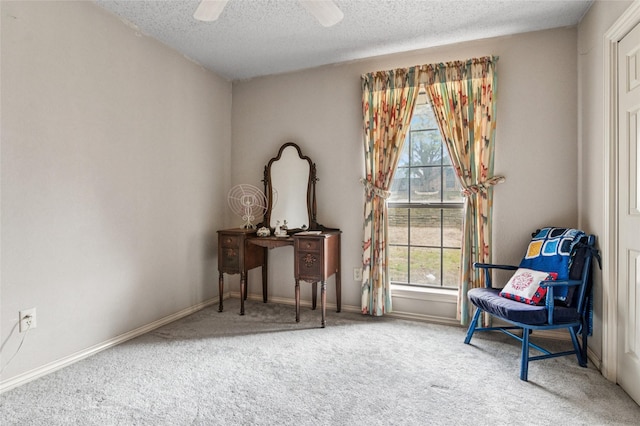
[227,184,267,229]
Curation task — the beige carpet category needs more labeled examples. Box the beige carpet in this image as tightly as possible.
[1,298,638,425]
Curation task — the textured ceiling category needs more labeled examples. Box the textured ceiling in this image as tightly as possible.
[93,0,593,81]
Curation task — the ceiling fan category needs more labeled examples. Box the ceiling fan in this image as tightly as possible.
[193,0,344,27]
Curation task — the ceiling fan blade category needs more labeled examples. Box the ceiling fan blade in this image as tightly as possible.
[299,0,344,27]
[193,0,229,22]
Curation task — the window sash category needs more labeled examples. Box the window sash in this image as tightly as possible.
[388,203,462,289]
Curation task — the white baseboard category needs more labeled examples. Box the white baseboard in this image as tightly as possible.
[232,291,460,326]
[229,291,362,313]
[386,310,461,326]
[0,298,218,394]
[587,344,602,371]
[532,329,571,340]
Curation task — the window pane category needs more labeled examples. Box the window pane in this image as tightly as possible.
[397,142,410,167]
[442,144,452,165]
[409,209,441,247]
[411,130,443,166]
[410,103,438,130]
[409,247,440,285]
[443,248,461,288]
[443,167,464,202]
[443,208,463,248]
[389,167,409,202]
[410,167,441,203]
[388,207,408,245]
[389,246,408,283]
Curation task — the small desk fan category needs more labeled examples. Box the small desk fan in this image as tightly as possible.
[227,184,267,229]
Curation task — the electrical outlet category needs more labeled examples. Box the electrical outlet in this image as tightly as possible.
[353,267,363,281]
[19,308,36,333]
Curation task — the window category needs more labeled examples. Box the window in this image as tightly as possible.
[388,92,463,289]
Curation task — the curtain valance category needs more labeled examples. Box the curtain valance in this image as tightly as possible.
[361,56,499,88]
[418,56,498,84]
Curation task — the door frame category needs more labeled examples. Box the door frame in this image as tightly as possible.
[603,0,640,382]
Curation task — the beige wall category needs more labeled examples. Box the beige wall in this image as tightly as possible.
[231,27,580,319]
[1,0,231,384]
[577,0,633,364]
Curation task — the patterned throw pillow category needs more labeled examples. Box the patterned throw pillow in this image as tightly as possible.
[499,268,558,305]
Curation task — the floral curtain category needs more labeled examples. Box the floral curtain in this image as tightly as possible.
[360,67,420,315]
[420,56,503,325]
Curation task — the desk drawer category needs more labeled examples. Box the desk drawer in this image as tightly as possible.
[296,251,322,279]
[220,235,240,248]
[297,238,322,252]
[220,247,240,271]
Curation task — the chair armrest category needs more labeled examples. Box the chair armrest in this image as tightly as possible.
[539,279,582,288]
[473,263,518,288]
[473,263,518,271]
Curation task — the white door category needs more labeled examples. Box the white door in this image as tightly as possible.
[617,21,640,405]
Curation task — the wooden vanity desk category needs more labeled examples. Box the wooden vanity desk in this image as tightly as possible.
[217,142,341,327]
[217,229,341,327]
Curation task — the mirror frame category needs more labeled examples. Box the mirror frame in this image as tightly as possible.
[262,142,319,233]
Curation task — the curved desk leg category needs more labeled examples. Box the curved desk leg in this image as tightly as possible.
[295,279,301,322]
[262,249,268,303]
[218,272,224,312]
[239,271,246,316]
[243,273,248,300]
[312,282,317,310]
[336,271,341,313]
[321,281,327,328]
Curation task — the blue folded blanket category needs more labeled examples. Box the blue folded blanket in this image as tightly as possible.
[518,227,586,303]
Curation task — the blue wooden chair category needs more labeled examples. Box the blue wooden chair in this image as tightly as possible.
[463,228,600,381]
